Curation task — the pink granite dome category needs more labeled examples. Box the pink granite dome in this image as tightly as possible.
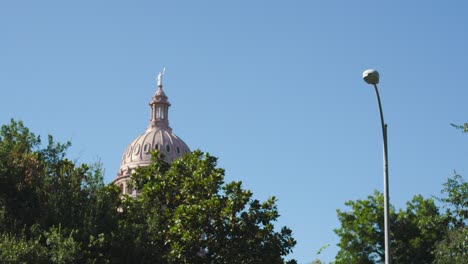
[120,128,190,170]
[114,71,190,195]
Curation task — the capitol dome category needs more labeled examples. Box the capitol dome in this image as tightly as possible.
[114,70,190,195]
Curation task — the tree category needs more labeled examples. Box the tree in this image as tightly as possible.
[334,191,447,264]
[432,123,468,263]
[113,150,297,264]
[433,173,468,264]
[0,119,121,263]
[391,195,447,263]
[334,191,388,264]
[437,172,467,225]
[334,174,468,264]
[0,119,296,263]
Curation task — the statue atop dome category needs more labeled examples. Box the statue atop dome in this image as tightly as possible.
[157,67,166,86]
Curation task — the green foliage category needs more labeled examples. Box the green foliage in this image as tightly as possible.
[0,119,121,263]
[437,172,467,225]
[432,173,468,264]
[433,226,468,264]
[334,191,387,264]
[0,231,48,263]
[334,192,447,264]
[0,119,295,263]
[450,123,468,133]
[335,174,467,264]
[392,195,447,263]
[0,226,81,264]
[0,119,44,231]
[316,243,330,255]
[113,149,296,263]
[431,122,468,263]
[310,244,334,264]
[45,226,81,264]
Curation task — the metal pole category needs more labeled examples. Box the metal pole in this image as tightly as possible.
[373,84,391,264]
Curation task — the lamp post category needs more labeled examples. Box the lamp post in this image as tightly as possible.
[362,69,391,264]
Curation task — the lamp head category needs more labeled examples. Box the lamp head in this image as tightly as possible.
[363,69,379,85]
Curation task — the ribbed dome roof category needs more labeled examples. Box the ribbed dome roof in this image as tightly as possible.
[120,128,190,169]
[114,70,190,190]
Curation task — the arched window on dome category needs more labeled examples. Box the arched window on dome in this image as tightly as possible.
[144,143,151,154]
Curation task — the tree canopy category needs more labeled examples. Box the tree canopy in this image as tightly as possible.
[0,119,296,263]
[332,123,468,264]
[334,174,467,264]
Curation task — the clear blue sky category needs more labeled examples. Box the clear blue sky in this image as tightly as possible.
[1,1,467,263]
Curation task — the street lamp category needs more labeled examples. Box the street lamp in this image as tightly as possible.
[362,69,391,264]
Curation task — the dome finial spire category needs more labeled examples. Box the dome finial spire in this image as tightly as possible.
[157,67,166,87]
